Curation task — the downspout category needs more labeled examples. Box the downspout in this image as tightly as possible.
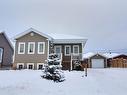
[47,39,49,61]
[82,42,84,60]
[70,53,73,71]
[13,40,16,69]
[105,58,107,68]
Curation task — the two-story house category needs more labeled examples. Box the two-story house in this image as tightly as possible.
[13,28,87,70]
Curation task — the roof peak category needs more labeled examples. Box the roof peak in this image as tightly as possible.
[13,28,52,40]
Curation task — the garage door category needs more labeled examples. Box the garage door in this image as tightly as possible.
[91,59,104,68]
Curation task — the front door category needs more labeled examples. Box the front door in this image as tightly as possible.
[0,48,3,64]
[54,46,62,54]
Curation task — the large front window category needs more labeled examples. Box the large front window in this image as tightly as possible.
[38,42,45,54]
[0,48,3,63]
[18,43,25,54]
[28,42,35,54]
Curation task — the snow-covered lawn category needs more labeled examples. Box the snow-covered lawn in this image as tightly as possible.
[0,69,127,95]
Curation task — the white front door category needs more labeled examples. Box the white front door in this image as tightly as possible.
[91,59,104,68]
[0,48,3,63]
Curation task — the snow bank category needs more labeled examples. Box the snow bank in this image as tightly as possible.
[0,69,127,95]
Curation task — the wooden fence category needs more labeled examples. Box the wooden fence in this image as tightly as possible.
[110,58,127,68]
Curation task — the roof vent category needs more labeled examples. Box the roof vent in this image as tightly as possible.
[30,32,34,36]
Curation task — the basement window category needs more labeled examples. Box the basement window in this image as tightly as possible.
[27,63,34,69]
[17,63,24,69]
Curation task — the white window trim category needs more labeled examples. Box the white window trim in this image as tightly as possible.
[17,63,24,69]
[18,42,25,54]
[28,42,35,54]
[54,46,62,54]
[27,63,34,69]
[0,48,3,63]
[37,63,44,70]
[73,45,79,55]
[38,42,45,54]
[65,45,71,56]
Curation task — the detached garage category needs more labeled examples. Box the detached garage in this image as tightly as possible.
[83,53,107,68]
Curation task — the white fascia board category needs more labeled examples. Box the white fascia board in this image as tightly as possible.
[13,28,53,41]
[53,39,87,44]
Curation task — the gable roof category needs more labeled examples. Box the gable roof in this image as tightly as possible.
[0,32,14,50]
[83,52,95,59]
[83,52,108,59]
[14,28,53,40]
[13,28,87,44]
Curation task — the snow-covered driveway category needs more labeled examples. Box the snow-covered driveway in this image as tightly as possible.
[0,69,127,95]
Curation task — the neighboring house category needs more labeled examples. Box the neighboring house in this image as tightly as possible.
[0,32,14,69]
[13,28,87,70]
[103,53,120,67]
[83,52,107,68]
[103,53,127,67]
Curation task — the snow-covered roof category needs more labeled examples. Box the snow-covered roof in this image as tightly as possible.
[83,52,95,59]
[103,53,120,58]
[0,32,14,50]
[83,52,108,59]
[48,33,87,44]
[13,28,87,44]
[48,33,85,39]
[84,52,127,59]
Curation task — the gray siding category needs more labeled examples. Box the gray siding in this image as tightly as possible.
[13,32,48,69]
[0,33,13,67]
[54,43,82,70]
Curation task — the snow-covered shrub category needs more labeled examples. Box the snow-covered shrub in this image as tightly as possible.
[42,53,65,82]
[73,60,82,71]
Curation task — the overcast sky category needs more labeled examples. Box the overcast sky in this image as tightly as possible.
[0,0,127,52]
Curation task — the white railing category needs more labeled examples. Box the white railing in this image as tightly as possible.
[70,53,83,70]
[71,53,83,60]
[56,53,62,65]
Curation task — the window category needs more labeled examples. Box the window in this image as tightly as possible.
[27,63,34,69]
[65,45,71,56]
[37,63,44,70]
[0,48,3,63]
[38,42,45,54]
[28,42,35,54]
[19,65,23,69]
[18,43,25,54]
[17,63,24,69]
[73,45,79,54]
[54,46,61,54]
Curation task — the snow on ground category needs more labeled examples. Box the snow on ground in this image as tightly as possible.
[0,69,127,95]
